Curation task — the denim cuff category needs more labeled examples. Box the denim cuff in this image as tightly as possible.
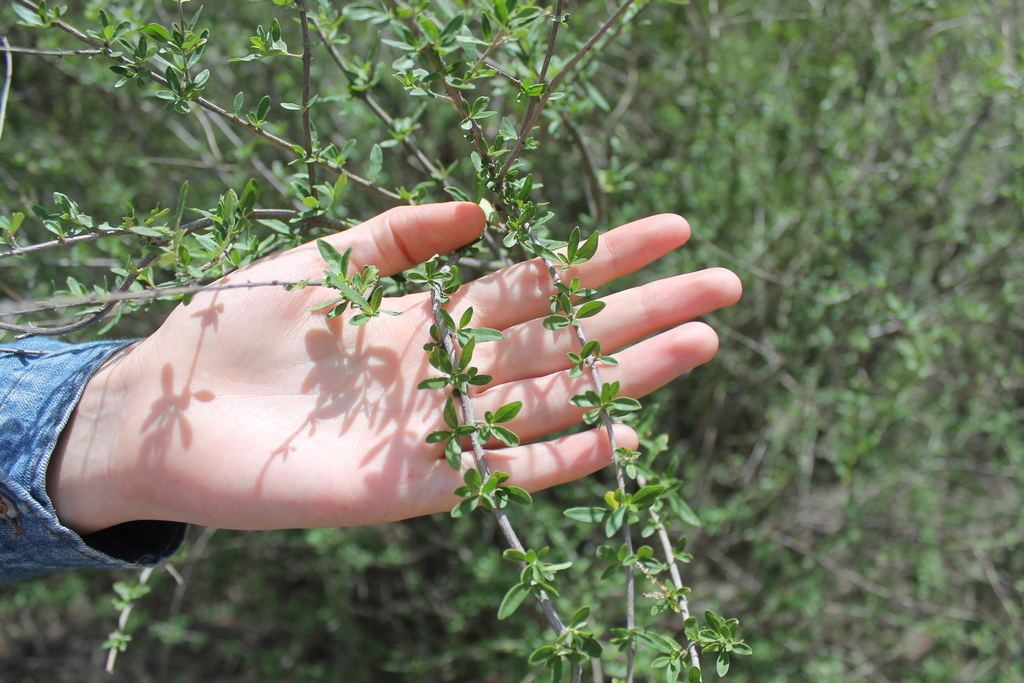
[0,338,187,582]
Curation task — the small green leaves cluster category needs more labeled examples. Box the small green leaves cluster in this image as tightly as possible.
[566,339,618,378]
[497,547,572,619]
[0,213,25,247]
[569,380,642,424]
[231,18,299,62]
[141,13,211,113]
[87,10,132,49]
[101,577,153,654]
[564,484,664,537]
[407,257,460,303]
[311,239,399,324]
[418,306,503,399]
[452,469,531,517]
[12,0,65,28]
[425,396,478,469]
[544,294,605,331]
[554,226,600,270]
[419,332,492,392]
[529,607,604,683]
[636,630,693,683]
[685,611,752,677]
[596,542,656,580]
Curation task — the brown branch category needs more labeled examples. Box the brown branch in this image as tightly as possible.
[427,252,572,646]
[1,279,322,318]
[500,0,639,183]
[1,210,344,337]
[0,209,345,261]
[296,0,318,199]
[522,223,636,681]
[561,113,604,224]
[312,19,449,188]
[0,45,103,56]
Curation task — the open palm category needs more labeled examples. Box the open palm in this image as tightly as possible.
[52,203,741,532]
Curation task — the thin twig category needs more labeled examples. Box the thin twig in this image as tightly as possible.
[312,19,449,187]
[105,566,155,673]
[0,45,103,56]
[426,250,578,681]
[1,210,344,336]
[0,36,12,144]
[500,0,639,183]
[0,209,345,261]
[517,0,565,167]
[1,278,321,317]
[296,0,318,199]
[523,223,636,682]
[642,491,701,672]
[561,113,604,224]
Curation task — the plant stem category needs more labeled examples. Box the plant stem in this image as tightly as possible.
[427,251,581,681]
[296,0,318,199]
[500,0,638,184]
[523,224,636,683]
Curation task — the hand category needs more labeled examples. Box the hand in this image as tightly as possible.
[48,203,741,533]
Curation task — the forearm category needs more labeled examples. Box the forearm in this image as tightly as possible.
[0,339,185,582]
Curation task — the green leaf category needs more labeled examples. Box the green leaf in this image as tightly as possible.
[563,507,606,523]
[417,377,449,390]
[717,652,730,677]
[688,666,702,683]
[450,495,477,517]
[463,467,482,489]
[497,582,531,619]
[426,430,451,444]
[317,240,351,274]
[129,225,168,238]
[445,438,463,470]
[492,401,522,423]
[504,486,532,505]
[490,425,520,447]
[542,314,571,330]
[575,300,606,319]
[256,95,272,121]
[444,186,472,201]
[669,496,703,527]
[569,606,590,628]
[579,634,604,658]
[443,395,460,429]
[466,327,504,342]
[631,485,665,508]
[605,506,626,537]
[368,143,383,182]
[139,23,171,42]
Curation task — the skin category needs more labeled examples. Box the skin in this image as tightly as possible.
[47,202,742,534]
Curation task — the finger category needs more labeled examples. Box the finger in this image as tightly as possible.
[294,202,486,278]
[418,424,639,516]
[473,322,719,445]
[479,267,741,385]
[451,213,691,331]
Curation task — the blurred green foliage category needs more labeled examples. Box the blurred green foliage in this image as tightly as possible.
[1,0,1022,681]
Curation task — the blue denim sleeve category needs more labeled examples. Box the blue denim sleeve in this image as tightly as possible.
[0,338,187,582]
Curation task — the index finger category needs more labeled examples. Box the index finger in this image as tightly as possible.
[452,214,691,331]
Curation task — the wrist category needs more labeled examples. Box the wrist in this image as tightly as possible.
[47,343,141,535]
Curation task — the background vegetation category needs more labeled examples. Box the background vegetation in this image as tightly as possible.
[1,0,1022,681]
